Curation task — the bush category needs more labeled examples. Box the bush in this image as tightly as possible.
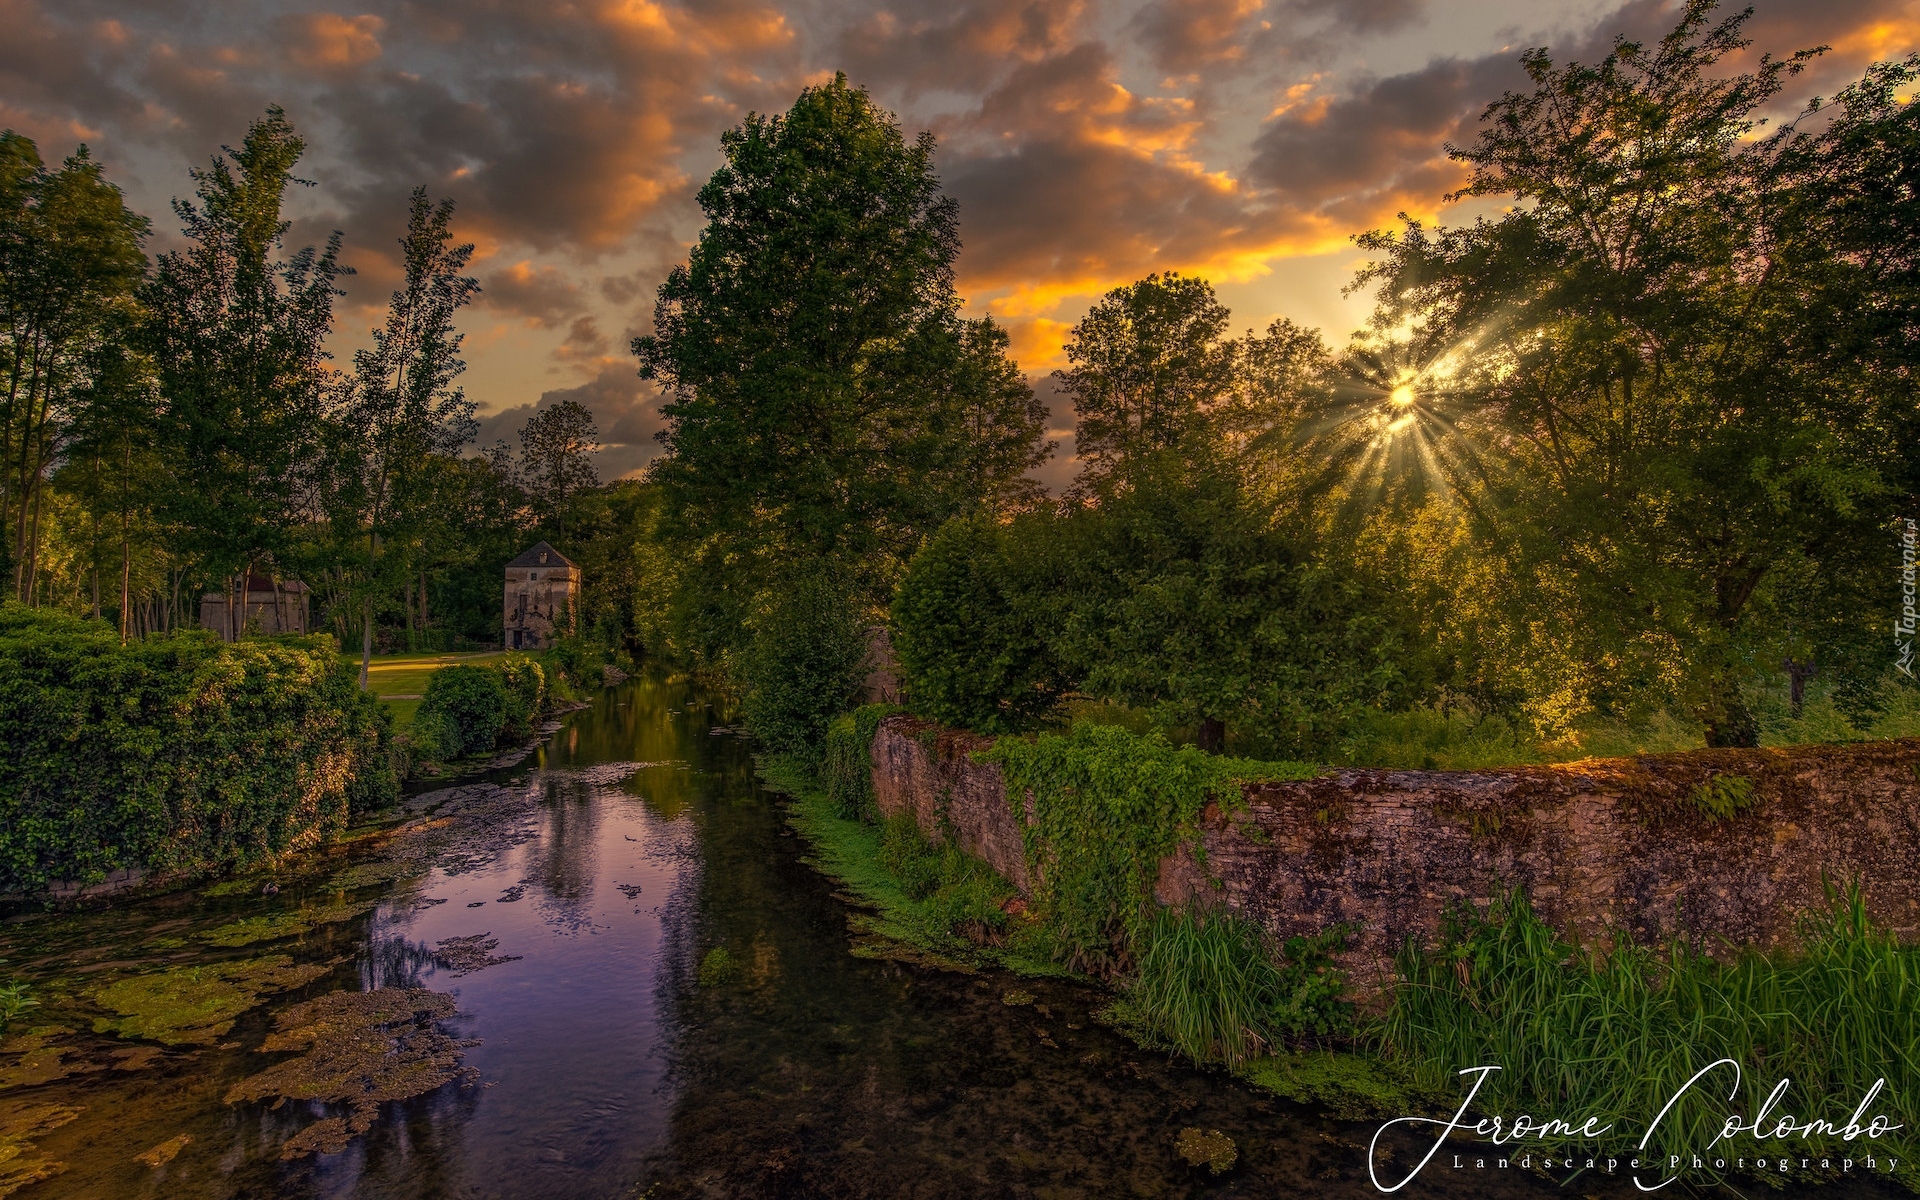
[891,513,1074,733]
[821,703,901,820]
[495,653,547,740]
[0,606,395,892]
[740,572,868,759]
[415,664,508,760]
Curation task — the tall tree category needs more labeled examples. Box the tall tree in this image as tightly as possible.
[517,399,599,542]
[634,74,1048,654]
[145,107,346,637]
[341,186,478,683]
[1338,2,1904,744]
[0,132,149,601]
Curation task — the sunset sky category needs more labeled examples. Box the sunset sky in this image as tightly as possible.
[4,0,1916,482]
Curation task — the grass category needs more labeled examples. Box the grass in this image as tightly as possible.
[1378,884,1920,1185]
[334,651,508,731]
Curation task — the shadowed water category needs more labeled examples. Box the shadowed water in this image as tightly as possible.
[0,672,1884,1199]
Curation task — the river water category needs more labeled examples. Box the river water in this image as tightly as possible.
[0,672,1849,1199]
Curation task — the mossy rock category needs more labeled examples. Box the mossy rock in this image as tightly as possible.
[88,957,329,1045]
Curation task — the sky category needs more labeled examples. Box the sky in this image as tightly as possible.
[3,0,1916,485]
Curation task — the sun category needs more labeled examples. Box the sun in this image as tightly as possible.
[1389,383,1416,408]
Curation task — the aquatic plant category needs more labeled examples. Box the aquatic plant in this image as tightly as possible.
[88,956,329,1044]
[224,987,476,1159]
[0,977,35,1036]
[199,901,373,947]
[1174,1127,1237,1175]
[1379,883,1920,1174]
[982,721,1312,973]
[697,947,738,987]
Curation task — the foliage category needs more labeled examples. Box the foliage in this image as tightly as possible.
[413,663,507,761]
[739,572,869,758]
[1120,906,1352,1068]
[494,652,546,741]
[1332,8,1920,744]
[983,721,1313,973]
[515,400,599,542]
[0,978,35,1036]
[1379,885,1920,1175]
[0,130,150,601]
[696,946,739,987]
[0,606,394,892]
[891,513,1074,733]
[634,73,1049,664]
[1685,771,1756,820]
[821,703,901,820]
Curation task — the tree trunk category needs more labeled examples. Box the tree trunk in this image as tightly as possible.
[1702,698,1760,748]
[360,597,373,690]
[1785,656,1817,719]
[1197,716,1226,755]
[419,568,429,634]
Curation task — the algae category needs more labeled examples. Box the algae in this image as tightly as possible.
[88,956,330,1044]
[1174,1126,1237,1174]
[1237,1050,1419,1119]
[696,947,738,987]
[433,934,520,976]
[0,1028,99,1091]
[224,987,477,1160]
[0,1100,81,1197]
[135,1132,191,1168]
[199,901,373,947]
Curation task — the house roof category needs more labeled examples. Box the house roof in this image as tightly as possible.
[506,541,576,569]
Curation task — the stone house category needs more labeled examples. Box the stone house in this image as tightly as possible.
[504,542,580,650]
[198,576,310,641]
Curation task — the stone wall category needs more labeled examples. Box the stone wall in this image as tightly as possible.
[868,715,1920,992]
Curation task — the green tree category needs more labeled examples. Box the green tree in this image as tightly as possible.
[0,132,149,602]
[1342,3,1905,743]
[145,107,346,637]
[633,74,1048,650]
[340,186,478,683]
[516,399,599,543]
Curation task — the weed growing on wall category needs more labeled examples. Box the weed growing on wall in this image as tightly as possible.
[822,703,902,820]
[982,721,1313,973]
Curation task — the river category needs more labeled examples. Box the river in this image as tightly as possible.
[0,671,1830,1199]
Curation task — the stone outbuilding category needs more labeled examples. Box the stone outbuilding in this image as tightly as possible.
[504,542,580,650]
[199,575,310,641]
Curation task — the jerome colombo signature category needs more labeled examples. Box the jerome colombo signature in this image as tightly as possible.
[1367,1061,1902,1193]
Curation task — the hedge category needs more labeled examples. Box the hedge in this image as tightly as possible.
[0,606,396,893]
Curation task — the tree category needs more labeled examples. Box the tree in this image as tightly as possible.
[1339,3,1905,744]
[634,74,1048,643]
[1054,273,1236,483]
[517,399,599,542]
[145,107,346,637]
[0,132,149,601]
[341,186,478,683]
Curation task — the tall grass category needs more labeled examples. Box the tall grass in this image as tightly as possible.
[1380,886,1920,1171]
[1120,907,1352,1068]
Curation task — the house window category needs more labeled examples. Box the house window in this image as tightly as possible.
[529,571,538,581]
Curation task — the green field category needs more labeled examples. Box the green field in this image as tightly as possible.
[342,651,506,728]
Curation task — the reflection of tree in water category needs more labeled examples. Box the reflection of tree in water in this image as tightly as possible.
[528,773,601,932]
[358,933,441,992]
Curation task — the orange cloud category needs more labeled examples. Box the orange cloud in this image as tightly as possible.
[289,13,386,69]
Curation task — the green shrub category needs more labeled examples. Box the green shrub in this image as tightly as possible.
[415,664,508,760]
[1122,907,1352,1068]
[495,653,547,740]
[740,572,868,759]
[877,812,942,899]
[821,703,901,820]
[0,606,395,892]
[891,513,1074,733]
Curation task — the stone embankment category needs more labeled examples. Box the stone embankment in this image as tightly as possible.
[869,716,1920,991]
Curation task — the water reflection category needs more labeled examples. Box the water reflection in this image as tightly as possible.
[2,670,1885,1199]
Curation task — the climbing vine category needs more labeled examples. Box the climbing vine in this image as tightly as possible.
[821,703,902,820]
[981,721,1312,974]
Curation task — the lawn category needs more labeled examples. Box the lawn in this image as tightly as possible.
[341,651,507,729]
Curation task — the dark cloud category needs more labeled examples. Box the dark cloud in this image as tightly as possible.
[482,262,590,328]
[834,0,1086,97]
[472,365,664,481]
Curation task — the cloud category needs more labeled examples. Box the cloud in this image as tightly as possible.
[472,364,664,480]
[482,261,590,328]
[287,14,387,71]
